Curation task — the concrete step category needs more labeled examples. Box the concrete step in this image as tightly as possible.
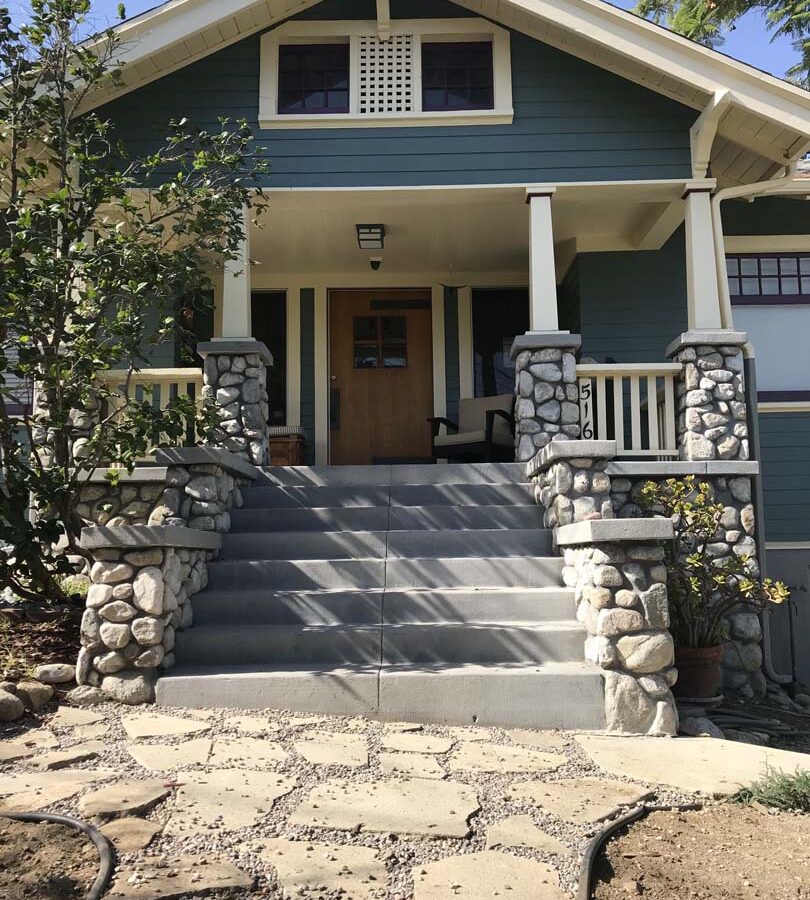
[193,589,384,626]
[385,556,565,589]
[241,483,534,510]
[218,529,553,561]
[386,529,553,558]
[382,588,575,624]
[191,587,574,627]
[219,531,388,560]
[207,559,386,591]
[230,507,390,533]
[228,504,542,533]
[382,621,586,665]
[155,663,606,730]
[173,624,381,666]
[256,462,526,487]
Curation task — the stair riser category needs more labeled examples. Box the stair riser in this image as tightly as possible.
[241,483,534,510]
[219,531,388,560]
[228,505,542,533]
[382,624,586,665]
[207,560,386,591]
[193,591,384,626]
[156,666,607,729]
[383,590,575,624]
[255,462,527,487]
[174,626,381,666]
[385,557,565,589]
[386,530,553,559]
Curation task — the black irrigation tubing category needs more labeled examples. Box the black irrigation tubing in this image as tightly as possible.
[1,811,116,900]
[576,802,704,900]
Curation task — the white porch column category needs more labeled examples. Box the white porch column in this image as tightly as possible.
[683,186,723,330]
[526,189,558,331]
[219,204,252,339]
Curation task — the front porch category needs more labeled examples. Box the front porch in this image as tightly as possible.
[125,177,739,468]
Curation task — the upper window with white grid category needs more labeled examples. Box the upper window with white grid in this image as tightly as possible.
[726,254,810,305]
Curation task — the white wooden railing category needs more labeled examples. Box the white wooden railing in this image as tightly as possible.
[576,363,681,457]
[100,367,205,456]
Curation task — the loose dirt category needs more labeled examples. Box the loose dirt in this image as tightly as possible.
[0,817,98,899]
[593,804,810,900]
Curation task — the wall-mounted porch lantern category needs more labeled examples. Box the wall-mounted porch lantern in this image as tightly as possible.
[356,224,386,251]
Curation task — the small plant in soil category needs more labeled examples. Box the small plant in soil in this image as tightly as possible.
[733,767,810,813]
[639,476,788,648]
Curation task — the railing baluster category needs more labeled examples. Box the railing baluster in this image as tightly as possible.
[647,375,659,452]
[596,376,607,440]
[612,376,625,453]
[664,375,676,452]
[630,376,641,451]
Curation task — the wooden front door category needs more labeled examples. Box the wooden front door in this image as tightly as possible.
[329,289,433,465]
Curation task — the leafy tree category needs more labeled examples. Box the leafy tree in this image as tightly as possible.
[639,476,788,647]
[0,0,265,603]
[634,0,810,87]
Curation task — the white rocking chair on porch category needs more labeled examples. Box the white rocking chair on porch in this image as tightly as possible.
[428,394,515,462]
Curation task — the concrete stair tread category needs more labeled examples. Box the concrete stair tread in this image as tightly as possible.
[256,462,527,486]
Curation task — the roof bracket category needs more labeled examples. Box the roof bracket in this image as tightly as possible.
[690,90,733,179]
[376,0,391,41]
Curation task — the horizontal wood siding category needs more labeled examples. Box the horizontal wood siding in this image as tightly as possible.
[575,228,689,363]
[99,0,695,188]
[758,412,810,542]
[723,197,810,236]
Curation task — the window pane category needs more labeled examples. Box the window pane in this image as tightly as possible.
[726,258,739,276]
[381,316,406,340]
[760,258,778,275]
[800,257,810,274]
[740,258,759,276]
[801,278,810,294]
[782,277,799,294]
[780,257,798,274]
[354,317,378,341]
[382,344,407,367]
[278,44,349,114]
[741,278,760,295]
[421,42,494,111]
[354,349,379,369]
[727,277,740,295]
[761,277,779,295]
[472,288,530,397]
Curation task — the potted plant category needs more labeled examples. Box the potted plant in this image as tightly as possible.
[639,476,788,700]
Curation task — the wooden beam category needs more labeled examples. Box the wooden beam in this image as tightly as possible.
[629,199,684,250]
[376,0,391,40]
[690,89,732,178]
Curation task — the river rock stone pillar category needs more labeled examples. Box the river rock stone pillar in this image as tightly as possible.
[666,330,749,462]
[510,332,581,462]
[197,340,272,467]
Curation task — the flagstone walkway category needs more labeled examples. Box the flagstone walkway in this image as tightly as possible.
[0,704,808,899]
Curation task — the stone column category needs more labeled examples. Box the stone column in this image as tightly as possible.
[558,519,678,735]
[510,332,581,462]
[197,340,273,467]
[666,330,749,462]
[74,525,221,704]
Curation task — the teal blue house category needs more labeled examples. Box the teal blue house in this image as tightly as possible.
[94,0,810,624]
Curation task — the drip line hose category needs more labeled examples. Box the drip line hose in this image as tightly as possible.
[577,802,703,900]
[1,811,116,900]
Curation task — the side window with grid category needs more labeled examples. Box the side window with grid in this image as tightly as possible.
[727,254,810,303]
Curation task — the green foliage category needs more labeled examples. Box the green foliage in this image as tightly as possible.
[634,0,810,87]
[0,0,266,602]
[733,766,810,812]
[639,476,788,648]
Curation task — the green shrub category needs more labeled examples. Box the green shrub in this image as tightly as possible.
[733,767,810,813]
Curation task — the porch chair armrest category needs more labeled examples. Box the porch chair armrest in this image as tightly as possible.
[427,416,459,438]
[485,408,515,444]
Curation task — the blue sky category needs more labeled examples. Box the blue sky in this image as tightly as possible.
[7,0,802,80]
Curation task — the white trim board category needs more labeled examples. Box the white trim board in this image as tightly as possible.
[766,542,810,551]
[726,236,810,253]
[758,401,810,413]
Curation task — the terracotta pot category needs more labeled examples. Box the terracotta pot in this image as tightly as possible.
[673,645,724,700]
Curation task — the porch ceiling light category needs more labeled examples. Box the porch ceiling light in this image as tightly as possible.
[356,224,385,251]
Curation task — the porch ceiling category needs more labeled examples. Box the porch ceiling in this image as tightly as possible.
[249,181,693,284]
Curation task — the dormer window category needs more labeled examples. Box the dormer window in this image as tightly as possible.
[259,19,513,129]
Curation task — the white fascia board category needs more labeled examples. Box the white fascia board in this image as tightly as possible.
[455,0,810,147]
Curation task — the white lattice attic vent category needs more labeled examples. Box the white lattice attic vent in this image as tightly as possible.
[358,34,414,115]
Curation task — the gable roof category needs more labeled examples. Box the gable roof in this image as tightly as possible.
[92,0,810,186]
